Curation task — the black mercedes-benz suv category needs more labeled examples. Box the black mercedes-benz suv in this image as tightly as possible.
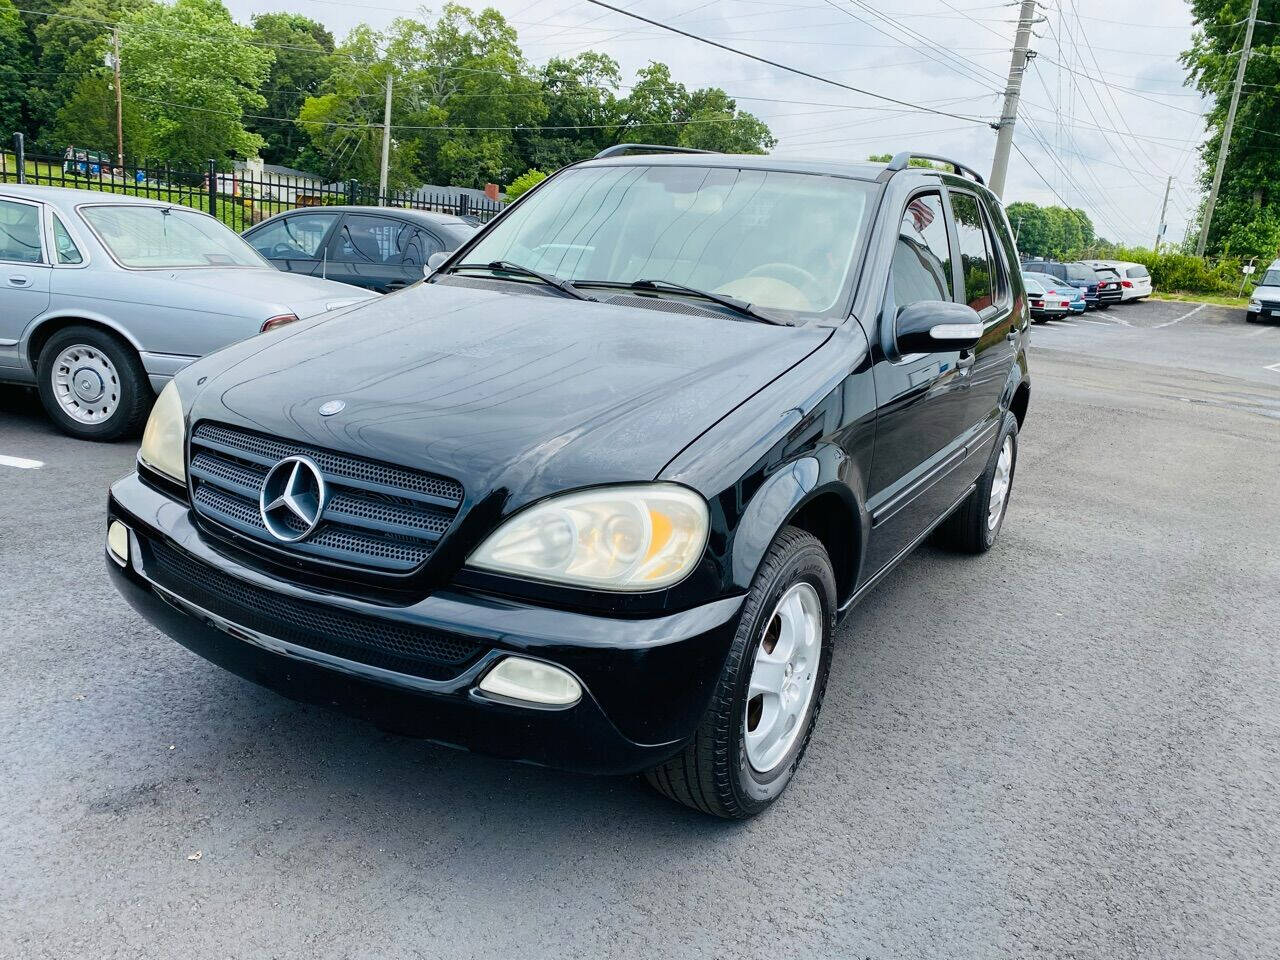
[107,146,1030,818]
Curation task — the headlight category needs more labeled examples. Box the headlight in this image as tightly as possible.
[469,484,709,591]
[139,380,186,482]
[1249,299,1261,311]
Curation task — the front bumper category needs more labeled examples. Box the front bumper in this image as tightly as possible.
[107,473,744,775]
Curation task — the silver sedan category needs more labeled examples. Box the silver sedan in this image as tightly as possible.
[0,185,376,440]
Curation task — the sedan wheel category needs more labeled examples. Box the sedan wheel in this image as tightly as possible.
[51,344,122,425]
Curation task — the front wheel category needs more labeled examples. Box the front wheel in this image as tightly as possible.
[645,527,835,819]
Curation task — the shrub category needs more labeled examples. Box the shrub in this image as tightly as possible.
[505,169,546,201]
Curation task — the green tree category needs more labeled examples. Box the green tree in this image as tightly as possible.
[249,13,334,166]
[50,71,149,157]
[517,51,623,170]
[28,0,125,141]
[678,88,775,153]
[1182,0,1280,257]
[120,0,273,168]
[0,0,32,134]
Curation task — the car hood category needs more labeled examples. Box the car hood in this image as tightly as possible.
[162,267,376,318]
[1252,284,1280,300]
[184,283,831,506]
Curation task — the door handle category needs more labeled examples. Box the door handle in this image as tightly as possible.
[8,275,31,287]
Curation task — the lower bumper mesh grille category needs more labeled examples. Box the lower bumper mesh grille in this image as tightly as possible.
[146,538,482,680]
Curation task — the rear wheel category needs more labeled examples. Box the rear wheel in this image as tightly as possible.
[36,325,151,441]
[934,411,1018,554]
[645,526,835,819]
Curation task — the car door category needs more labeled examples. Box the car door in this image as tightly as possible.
[0,197,52,374]
[948,190,1019,443]
[324,213,407,292]
[245,212,339,277]
[863,188,972,576]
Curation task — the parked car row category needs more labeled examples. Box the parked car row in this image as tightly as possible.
[1019,257,1151,322]
[0,186,475,439]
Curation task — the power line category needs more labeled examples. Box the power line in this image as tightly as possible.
[581,0,997,126]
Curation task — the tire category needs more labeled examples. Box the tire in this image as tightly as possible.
[645,526,836,819]
[1246,313,1258,324]
[933,411,1018,554]
[36,325,152,441]
[1097,302,1109,312]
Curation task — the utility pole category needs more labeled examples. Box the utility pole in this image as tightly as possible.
[112,27,124,169]
[1196,0,1259,257]
[1154,175,1172,252]
[378,74,393,203]
[989,0,1039,198]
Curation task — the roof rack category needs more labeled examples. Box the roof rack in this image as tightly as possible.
[882,151,985,185]
[593,143,717,160]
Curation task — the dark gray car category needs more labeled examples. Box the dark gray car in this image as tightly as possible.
[243,207,476,294]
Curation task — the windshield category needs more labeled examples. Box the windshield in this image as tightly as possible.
[1261,269,1280,287]
[462,164,875,316]
[80,205,266,269]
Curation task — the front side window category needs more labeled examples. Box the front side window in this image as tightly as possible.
[950,193,995,312]
[80,205,265,268]
[461,165,876,317]
[249,213,337,260]
[51,214,82,264]
[0,199,43,263]
[890,192,952,310]
[398,227,444,266]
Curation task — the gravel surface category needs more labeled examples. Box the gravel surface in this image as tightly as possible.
[1,300,1278,959]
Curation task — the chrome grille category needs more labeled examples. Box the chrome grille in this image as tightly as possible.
[189,422,462,573]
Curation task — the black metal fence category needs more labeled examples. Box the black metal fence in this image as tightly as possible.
[0,133,505,233]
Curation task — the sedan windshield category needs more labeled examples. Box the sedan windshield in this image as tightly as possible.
[81,205,266,269]
[462,164,876,316]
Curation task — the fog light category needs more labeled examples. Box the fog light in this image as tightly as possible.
[478,657,582,706]
[107,520,129,564]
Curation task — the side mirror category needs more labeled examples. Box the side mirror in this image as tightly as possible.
[895,300,983,354]
[425,251,450,276]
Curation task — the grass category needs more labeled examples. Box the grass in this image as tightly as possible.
[1150,291,1251,308]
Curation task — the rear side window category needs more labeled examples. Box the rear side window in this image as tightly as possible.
[1127,265,1149,279]
[890,192,953,309]
[0,199,43,263]
[950,193,997,313]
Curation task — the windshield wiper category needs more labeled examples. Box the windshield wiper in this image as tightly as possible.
[576,278,790,325]
[453,260,596,301]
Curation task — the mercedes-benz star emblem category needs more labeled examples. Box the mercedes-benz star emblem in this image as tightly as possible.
[259,455,327,542]
[318,399,345,417]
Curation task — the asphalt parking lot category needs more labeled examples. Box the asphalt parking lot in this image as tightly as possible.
[2,298,1279,959]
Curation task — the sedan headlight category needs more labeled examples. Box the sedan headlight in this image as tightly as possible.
[469,484,709,591]
[1249,299,1262,311]
[139,380,186,482]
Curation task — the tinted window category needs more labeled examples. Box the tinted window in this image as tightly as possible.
[51,213,82,264]
[0,199,43,263]
[334,215,436,265]
[891,193,952,309]
[1127,265,1149,279]
[1065,262,1095,282]
[950,193,994,312]
[250,213,337,259]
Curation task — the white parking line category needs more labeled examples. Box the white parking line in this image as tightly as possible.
[0,454,43,469]
[1154,303,1207,328]
[1076,318,1113,326]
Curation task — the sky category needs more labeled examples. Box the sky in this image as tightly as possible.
[224,0,1206,247]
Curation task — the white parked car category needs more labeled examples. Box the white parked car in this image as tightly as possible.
[1246,258,1280,324]
[1083,259,1152,301]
